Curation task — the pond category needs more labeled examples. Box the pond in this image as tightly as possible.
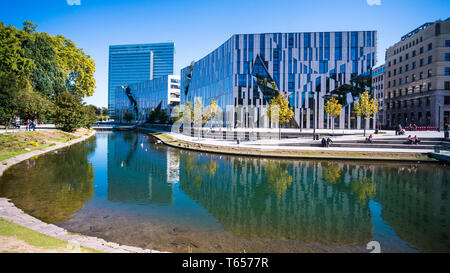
[0,131,449,253]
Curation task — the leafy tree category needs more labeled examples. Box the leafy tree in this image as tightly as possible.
[81,105,98,128]
[52,35,96,98]
[53,94,95,132]
[353,90,379,136]
[0,22,34,127]
[16,83,53,122]
[203,99,219,127]
[267,92,294,139]
[324,97,343,134]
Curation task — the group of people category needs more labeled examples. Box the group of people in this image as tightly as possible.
[321,137,333,147]
[25,120,37,131]
[407,135,421,144]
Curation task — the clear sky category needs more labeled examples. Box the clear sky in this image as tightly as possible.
[1,0,449,108]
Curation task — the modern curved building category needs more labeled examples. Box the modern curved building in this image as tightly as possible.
[181,32,377,129]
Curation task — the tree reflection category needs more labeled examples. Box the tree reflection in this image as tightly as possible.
[322,163,341,184]
[350,178,376,205]
[0,138,96,223]
[263,161,293,199]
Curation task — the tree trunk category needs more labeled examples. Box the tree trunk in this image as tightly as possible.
[363,118,366,137]
[279,125,281,140]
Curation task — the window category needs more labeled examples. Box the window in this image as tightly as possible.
[428,82,432,91]
[420,59,424,67]
[412,50,416,57]
[405,53,409,60]
[394,69,397,76]
[399,56,403,63]
[388,61,391,67]
[394,59,397,65]
[412,74,416,82]
[445,81,450,90]
[412,62,416,69]
[420,71,423,79]
[399,67,403,74]
[399,78,403,85]
[405,76,409,83]
[445,96,450,105]
[446,40,450,47]
[420,47,424,54]
[445,53,450,62]
[446,67,450,76]
[428,55,432,64]
[388,71,391,78]
[428,69,432,78]
[428,43,432,51]
[406,64,409,72]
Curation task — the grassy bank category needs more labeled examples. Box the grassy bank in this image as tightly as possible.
[148,131,433,162]
[0,217,101,253]
[0,129,91,162]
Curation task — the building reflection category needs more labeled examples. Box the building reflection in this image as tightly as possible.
[107,132,179,205]
[178,153,375,245]
[374,165,450,252]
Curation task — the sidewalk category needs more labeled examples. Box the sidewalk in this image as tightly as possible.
[164,130,442,154]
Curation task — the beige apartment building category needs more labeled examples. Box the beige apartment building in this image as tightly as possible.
[384,18,450,129]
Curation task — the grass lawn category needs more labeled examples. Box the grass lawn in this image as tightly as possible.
[0,129,91,162]
[0,217,102,253]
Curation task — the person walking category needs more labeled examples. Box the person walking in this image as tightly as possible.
[25,120,30,131]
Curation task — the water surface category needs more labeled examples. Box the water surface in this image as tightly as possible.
[0,132,449,253]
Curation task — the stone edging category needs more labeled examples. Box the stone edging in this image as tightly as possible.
[0,130,163,253]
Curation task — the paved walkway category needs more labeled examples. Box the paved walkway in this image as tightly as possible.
[161,129,443,154]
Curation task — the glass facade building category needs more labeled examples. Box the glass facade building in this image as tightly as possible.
[108,43,175,118]
[181,32,377,129]
[115,75,180,123]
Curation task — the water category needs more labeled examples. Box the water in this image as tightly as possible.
[0,131,449,253]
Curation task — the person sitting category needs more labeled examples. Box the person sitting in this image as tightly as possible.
[326,137,333,147]
[321,137,327,147]
[413,135,421,144]
[366,134,374,144]
[399,129,405,135]
[406,135,414,144]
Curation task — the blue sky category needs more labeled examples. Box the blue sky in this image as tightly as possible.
[1,0,449,108]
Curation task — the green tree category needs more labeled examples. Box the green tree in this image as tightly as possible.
[267,92,294,139]
[52,94,93,132]
[52,35,96,98]
[81,105,98,129]
[353,90,379,136]
[324,97,342,134]
[16,83,53,122]
[0,22,34,127]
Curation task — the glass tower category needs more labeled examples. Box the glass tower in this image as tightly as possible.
[108,43,175,118]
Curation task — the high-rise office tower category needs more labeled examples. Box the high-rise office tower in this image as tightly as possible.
[108,42,175,118]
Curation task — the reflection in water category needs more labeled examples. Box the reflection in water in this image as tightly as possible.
[0,132,449,252]
[107,132,178,205]
[0,138,96,223]
[179,154,373,245]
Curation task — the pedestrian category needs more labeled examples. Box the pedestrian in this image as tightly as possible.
[326,137,333,147]
[25,120,30,131]
[321,137,327,147]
